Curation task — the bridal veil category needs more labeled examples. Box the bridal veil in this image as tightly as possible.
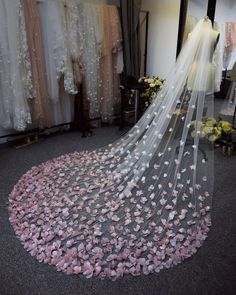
[9,18,217,280]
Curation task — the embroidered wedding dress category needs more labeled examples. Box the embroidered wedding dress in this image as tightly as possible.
[225,22,236,68]
[9,18,217,280]
[100,5,123,123]
[77,2,104,120]
[38,0,77,102]
[0,0,33,131]
[38,0,76,126]
[23,0,51,128]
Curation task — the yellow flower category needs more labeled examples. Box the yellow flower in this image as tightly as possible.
[201,126,213,137]
[205,118,217,127]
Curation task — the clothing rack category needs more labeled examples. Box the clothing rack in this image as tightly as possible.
[1,0,123,143]
[0,122,71,140]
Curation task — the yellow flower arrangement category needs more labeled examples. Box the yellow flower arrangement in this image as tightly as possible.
[138,76,164,107]
[190,117,235,142]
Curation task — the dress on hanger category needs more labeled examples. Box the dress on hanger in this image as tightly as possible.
[100,5,123,123]
[38,0,76,126]
[65,0,83,85]
[23,0,51,128]
[213,22,225,92]
[38,0,77,103]
[225,22,236,68]
[0,0,33,131]
[9,18,217,280]
[77,2,104,120]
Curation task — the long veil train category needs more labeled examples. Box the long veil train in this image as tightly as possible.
[9,18,217,280]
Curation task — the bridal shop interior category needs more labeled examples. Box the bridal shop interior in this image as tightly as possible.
[0,0,236,294]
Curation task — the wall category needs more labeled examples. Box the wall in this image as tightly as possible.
[187,0,236,23]
[187,0,208,20]
[215,0,236,23]
[141,0,180,79]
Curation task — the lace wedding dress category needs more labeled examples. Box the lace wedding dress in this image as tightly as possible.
[9,18,217,280]
[23,0,51,128]
[77,2,104,120]
[38,0,77,102]
[0,0,33,131]
[38,0,76,126]
[100,5,123,123]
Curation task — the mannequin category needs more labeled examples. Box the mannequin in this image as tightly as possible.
[187,17,219,92]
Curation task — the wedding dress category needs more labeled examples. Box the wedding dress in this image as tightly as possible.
[100,5,123,123]
[66,1,123,122]
[225,22,236,68]
[77,2,104,120]
[38,0,77,102]
[9,18,217,280]
[0,0,33,131]
[23,0,51,128]
[213,22,225,92]
[65,0,83,85]
[38,0,76,126]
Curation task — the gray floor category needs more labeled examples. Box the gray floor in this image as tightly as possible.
[0,122,236,295]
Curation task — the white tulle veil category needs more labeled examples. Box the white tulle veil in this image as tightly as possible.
[9,17,217,279]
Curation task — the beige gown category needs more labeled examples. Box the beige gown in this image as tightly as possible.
[23,0,51,128]
[100,5,123,123]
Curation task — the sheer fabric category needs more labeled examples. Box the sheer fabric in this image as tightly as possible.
[213,22,225,92]
[183,15,198,45]
[9,18,216,280]
[77,2,104,119]
[65,0,83,85]
[100,5,123,123]
[23,0,51,128]
[38,0,76,126]
[220,82,236,116]
[0,0,33,131]
[66,1,123,122]
[225,22,236,68]
[38,0,77,103]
